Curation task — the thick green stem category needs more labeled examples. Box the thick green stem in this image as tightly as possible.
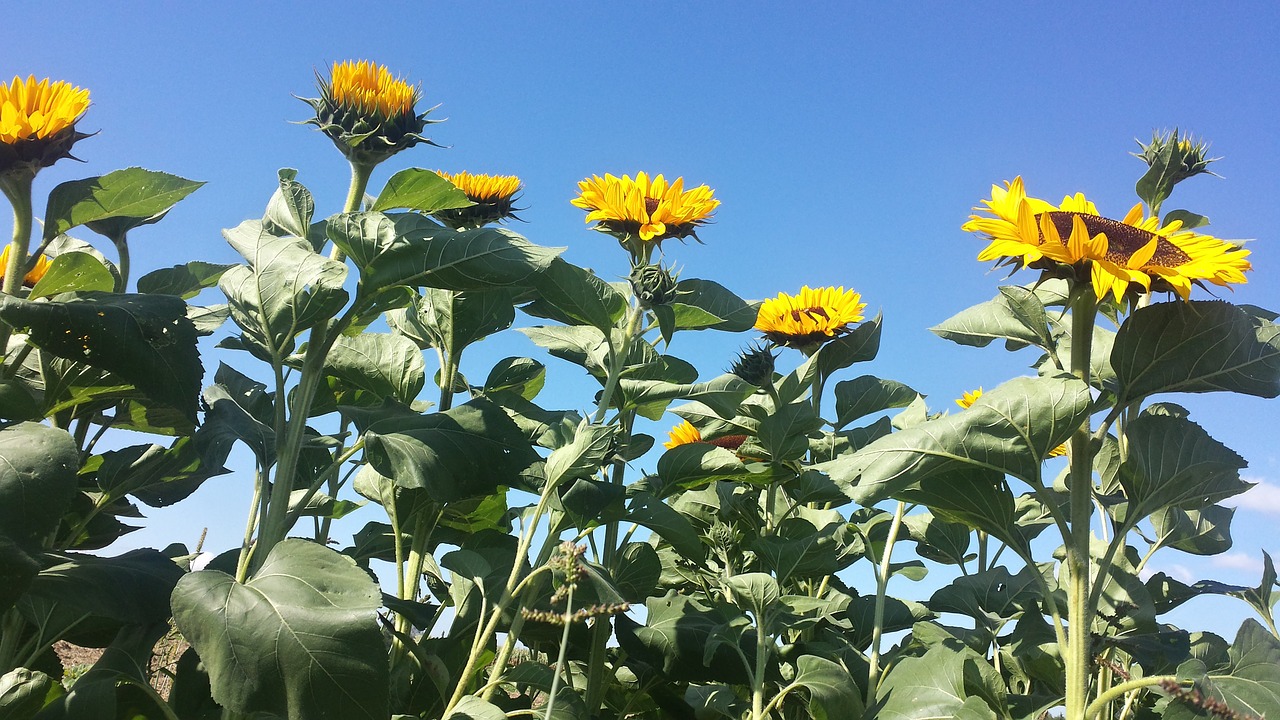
[0,172,36,357]
[751,615,770,720]
[1083,676,1181,720]
[439,351,458,411]
[113,235,131,292]
[866,501,906,707]
[1066,291,1098,720]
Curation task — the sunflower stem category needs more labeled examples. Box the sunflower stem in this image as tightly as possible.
[112,234,131,292]
[1065,290,1097,720]
[0,172,35,358]
[866,500,906,707]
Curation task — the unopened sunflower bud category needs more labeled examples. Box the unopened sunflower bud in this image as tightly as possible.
[301,61,440,168]
[629,263,679,307]
[728,342,777,387]
[1134,129,1218,183]
[431,171,523,229]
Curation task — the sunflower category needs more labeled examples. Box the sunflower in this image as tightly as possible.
[432,170,523,229]
[964,177,1251,301]
[754,286,866,350]
[302,60,438,167]
[0,245,51,287]
[956,387,1066,457]
[662,420,748,452]
[571,172,719,260]
[0,76,91,177]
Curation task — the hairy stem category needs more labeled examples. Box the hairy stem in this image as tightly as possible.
[1066,290,1098,720]
[867,500,906,707]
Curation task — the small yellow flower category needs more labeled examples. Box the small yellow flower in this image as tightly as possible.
[302,61,438,167]
[0,245,52,287]
[956,387,1067,457]
[433,171,523,229]
[963,177,1251,301]
[754,286,866,350]
[0,76,91,177]
[571,172,718,259]
[664,420,703,449]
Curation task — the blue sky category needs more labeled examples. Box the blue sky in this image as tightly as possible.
[11,2,1280,637]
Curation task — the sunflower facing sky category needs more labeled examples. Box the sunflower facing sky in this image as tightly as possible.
[754,285,866,350]
[0,75,91,177]
[572,172,719,260]
[963,177,1251,301]
[303,60,437,167]
[433,170,523,228]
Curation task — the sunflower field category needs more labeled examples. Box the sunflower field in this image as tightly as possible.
[0,60,1278,720]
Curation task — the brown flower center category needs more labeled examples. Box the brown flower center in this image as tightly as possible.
[790,306,831,323]
[1040,211,1192,268]
[644,197,660,217]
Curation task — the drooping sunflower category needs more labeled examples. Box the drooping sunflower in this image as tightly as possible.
[432,171,523,229]
[964,177,1251,301]
[301,60,439,167]
[0,76,91,178]
[571,172,719,260]
[956,387,1066,457]
[0,245,51,287]
[754,286,866,350]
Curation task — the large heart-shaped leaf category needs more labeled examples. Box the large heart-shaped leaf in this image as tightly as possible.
[0,293,203,421]
[362,223,559,292]
[171,539,388,720]
[523,257,627,332]
[0,423,78,549]
[1117,412,1249,525]
[324,332,425,404]
[826,375,1090,505]
[1112,301,1280,403]
[1162,620,1280,720]
[220,220,349,358]
[931,285,1055,351]
[372,168,473,213]
[43,167,204,240]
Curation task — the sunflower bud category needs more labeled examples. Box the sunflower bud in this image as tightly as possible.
[301,61,440,168]
[431,171,522,229]
[629,263,679,307]
[1133,129,1219,212]
[728,342,777,387]
[0,76,91,179]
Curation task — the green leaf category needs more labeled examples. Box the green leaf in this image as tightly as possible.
[518,325,609,378]
[0,423,78,549]
[372,168,473,213]
[544,423,615,488]
[759,401,823,462]
[903,510,973,566]
[43,167,204,240]
[826,375,1090,505]
[172,539,388,720]
[136,261,234,299]
[616,591,752,684]
[1151,504,1235,555]
[752,517,851,583]
[724,572,780,621]
[389,288,516,353]
[928,565,1044,625]
[833,375,921,429]
[931,286,1053,351]
[613,542,661,603]
[482,357,545,400]
[325,211,398,270]
[1164,209,1210,230]
[89,436,229,508]
[524,258,627,332]
[668,279,758,332]
[501,661,588,720]
[656,444,747,497]
[1135,139,1178,213]
[27,252,115,298]
[626,491,705,562]
[445,696,506,720]
[1112,301,1280,402]
[0,293,203,421]
[789,654,864,720]
[1163,620,1280,720]
[617,373,755,418]
[364,398,540,502]
[875,643,999,720]
[0,668,58,718]
[1117,413,1249,527]
[220,220,349,358]
[324,332,426,404]
[263,168,315,239]
[362,223,560,292]
[816,314,882,376]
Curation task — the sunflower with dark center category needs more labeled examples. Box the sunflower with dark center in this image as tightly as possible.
[571,172,718,261]
[963,177,1251,301]
[754,286,866,351]
[432,171,523,229]
[0,76,91,179]
[663,420,747,452]
[301,60,439,167]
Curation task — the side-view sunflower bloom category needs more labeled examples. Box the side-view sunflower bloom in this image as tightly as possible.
[755,285,866,351]
[432,171,523,229]
[957,388,1066,457]
[964,177,1251,301]
[0,75,91,178]
[0,245,51,287]
[571,172,719,262]
[302,60,439,167]
[663,420,748,452]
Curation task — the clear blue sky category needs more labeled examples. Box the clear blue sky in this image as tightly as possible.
[10,1,1279,637]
